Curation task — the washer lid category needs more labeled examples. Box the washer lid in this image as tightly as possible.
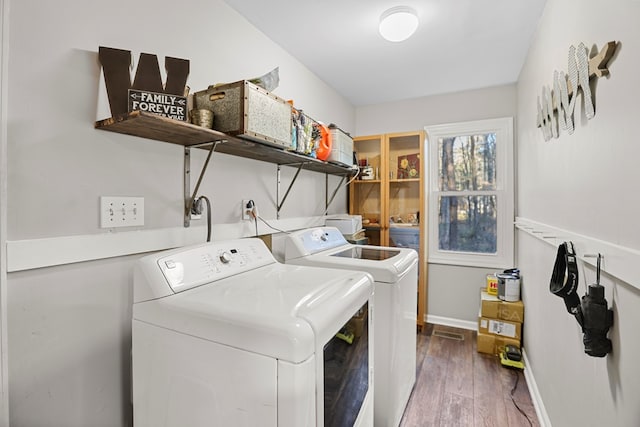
[287,243,418,283]
[133,262,372,363]
[330,246,400,261]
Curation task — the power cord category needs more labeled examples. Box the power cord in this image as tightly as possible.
[245,200,259,236]
[245,200,290,235]
[345,166,361,186]
[257,215,290,234]
[192,196,212,242]
[510,369,534,427]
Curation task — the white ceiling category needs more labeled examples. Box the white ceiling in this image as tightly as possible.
[223,0,547,106]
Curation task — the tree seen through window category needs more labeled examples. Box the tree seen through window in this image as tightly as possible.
[437,133,497,253]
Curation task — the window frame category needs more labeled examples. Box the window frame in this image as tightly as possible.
[425,117,514,269]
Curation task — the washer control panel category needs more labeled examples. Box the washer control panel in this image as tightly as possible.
[289,227,347,256]
[157,238,275,293]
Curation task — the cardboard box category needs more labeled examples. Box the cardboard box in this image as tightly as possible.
[480,290,524,323]
[478,316,522,340]
[477,331,521,355]
[346,306,368,338]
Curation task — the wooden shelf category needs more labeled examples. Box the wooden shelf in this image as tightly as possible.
[363,223,382,229]
[390,178,420,183]
[353,179,382,184]
[95,111,356,176]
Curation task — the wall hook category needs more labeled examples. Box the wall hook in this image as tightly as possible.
[584,253,603,285]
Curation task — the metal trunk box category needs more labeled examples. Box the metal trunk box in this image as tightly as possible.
[194,80,292,149]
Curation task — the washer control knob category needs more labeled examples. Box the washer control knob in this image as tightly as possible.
[219,252,233,264]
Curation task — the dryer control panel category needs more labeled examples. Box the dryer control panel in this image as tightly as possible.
[134,238,276,301]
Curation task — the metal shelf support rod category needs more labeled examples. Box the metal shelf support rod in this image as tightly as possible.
[188,140,225,150]
[184,141,219,227]
[326,174,346,212]
[276,163,305,219]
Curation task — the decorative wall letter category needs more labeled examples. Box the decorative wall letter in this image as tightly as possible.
[98,46,190,118]
[536,41,617,141]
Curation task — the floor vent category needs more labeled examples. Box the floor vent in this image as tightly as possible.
[432,330,465,341]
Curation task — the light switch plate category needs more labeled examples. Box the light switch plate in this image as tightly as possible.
[100,196,144,228]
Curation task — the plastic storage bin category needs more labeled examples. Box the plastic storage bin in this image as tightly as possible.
[389,226,419,250]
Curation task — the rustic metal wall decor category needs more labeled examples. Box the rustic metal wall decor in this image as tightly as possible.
[536,41,617,141]
[98,46,189,120]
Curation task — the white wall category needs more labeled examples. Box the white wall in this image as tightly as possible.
[517,0,640,425]
[356,84,518,324]
[356,84,517,136]
[0,0,9,424]
[5,0,355,425]
[8,0,354,240]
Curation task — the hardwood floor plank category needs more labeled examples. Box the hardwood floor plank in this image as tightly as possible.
[415,323,434,373]
[426,332,452,359]
[444,329,474,399]
[400,324,540,427]
[473,352,510,427]
[439,392,474,427]
[499,368,539,427]
[400,355,448,427]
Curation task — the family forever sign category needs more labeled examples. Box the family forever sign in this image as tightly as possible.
[128,90,187,121]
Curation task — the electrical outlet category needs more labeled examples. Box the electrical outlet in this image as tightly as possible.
[190,197,203,220]
[100,196,144,228]
[242,199,254,220]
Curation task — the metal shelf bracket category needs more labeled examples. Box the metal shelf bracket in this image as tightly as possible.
[276,163,305,219]
[326,174,347,212]
[276,163,348,219]
[184,141,220,227]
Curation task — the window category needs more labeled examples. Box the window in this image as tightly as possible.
[425,118,514,268]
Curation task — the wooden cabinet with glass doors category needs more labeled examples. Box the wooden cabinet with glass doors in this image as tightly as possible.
[349,131,427,329]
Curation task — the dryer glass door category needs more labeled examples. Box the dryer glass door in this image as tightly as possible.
[323,302,369,426]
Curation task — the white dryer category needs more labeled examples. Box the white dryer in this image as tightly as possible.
[284,227,418,427]
[132,238,374,427]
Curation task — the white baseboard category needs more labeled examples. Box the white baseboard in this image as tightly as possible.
[426,314,477,331]
[522,348,552,427]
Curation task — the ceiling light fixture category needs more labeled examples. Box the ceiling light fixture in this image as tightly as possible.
[379,6,419,42]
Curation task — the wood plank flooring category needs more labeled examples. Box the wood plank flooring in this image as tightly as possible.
[399,324,540,427]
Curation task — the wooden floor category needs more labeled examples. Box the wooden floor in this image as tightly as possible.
[399,324,540,427]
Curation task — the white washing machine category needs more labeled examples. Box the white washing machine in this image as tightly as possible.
[132,238,375,427]
[284,227,418,427]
